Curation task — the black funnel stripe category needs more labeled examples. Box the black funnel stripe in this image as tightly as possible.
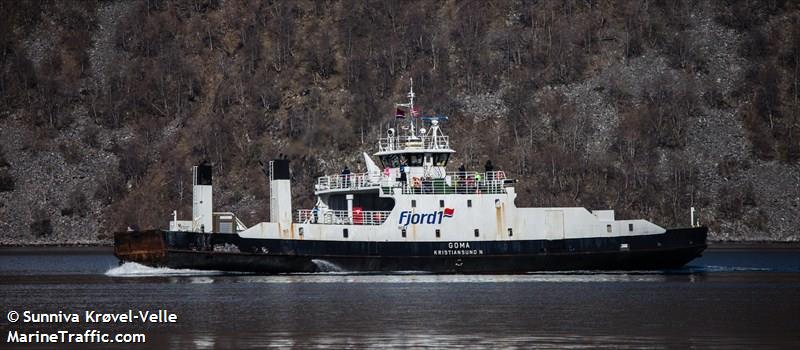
[272,159,290,180]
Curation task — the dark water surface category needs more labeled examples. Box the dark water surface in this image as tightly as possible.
[1,247,799,349]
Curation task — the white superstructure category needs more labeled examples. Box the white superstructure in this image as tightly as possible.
[229,80,667,242]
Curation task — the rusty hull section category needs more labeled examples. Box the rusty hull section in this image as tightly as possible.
[114,230,168,265]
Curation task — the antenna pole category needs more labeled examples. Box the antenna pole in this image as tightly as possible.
[408,78,416,138]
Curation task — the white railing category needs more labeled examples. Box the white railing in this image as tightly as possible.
[314,170,512,195]
[315,172,380,192]
[396,171,509,195]
[446,171,507,181]
[296,209,392,225]
[378,135,450,152]
[402,171,510,195]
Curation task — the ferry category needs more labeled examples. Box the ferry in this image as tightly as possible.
[114,81,707,273]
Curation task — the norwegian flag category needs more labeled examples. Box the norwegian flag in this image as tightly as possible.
[443,207,455,217]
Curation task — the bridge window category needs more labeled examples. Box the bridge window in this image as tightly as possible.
[436,229,441,238]
[433,154,450,166]
[629,223,634,232]
[379,155,401,168]
[343,228,349,238]
[405,154,424,166]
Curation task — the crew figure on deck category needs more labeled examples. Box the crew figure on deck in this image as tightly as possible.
[399,160,407,183]
[485,160,494,172]
[342,166,351,187]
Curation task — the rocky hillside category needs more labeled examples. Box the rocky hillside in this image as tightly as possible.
[1,0,799,245]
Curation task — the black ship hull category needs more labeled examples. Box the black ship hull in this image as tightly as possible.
[114,227,707,273]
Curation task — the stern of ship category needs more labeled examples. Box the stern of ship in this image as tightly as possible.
[113,230,168,267]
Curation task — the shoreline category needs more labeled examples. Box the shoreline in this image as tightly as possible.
[0,245,113,254]
[706,241,800,250]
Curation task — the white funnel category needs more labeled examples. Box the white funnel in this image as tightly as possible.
[269,159,292,238]
[192,165,213,233]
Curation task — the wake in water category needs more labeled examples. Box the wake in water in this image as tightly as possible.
[311,259,347,273]
[525,266,772,275]
[104,259,777,277]
[685,265,773,273]
[105,262,227,277]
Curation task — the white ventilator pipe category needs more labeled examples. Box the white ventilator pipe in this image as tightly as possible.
[347,194,354,224]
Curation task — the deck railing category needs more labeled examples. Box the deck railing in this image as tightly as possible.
[314,171,512,195]
[315,172,380,192]
[296,209,392,225]
[445,171,507,181]
[378,135,450,152]
[399,171,511,195]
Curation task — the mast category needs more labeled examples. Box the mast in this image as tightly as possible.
[395,78,418,141]
[408,78,416,139]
